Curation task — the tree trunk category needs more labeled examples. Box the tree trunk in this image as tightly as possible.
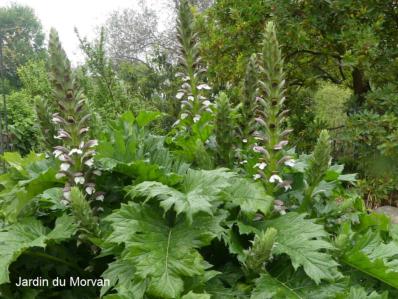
[352,67,370,108]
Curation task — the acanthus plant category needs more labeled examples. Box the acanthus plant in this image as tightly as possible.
[35,96,60,150]
[171,0,215,168]
[248,21,293,195]
[47,29,101,207]
[238,53,259,150]
[214,92,239,167]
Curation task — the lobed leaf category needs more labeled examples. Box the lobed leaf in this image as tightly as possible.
[265,213,342,283]
[0,215,77,284]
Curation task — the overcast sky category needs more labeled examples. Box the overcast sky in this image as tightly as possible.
[0,0,172,64]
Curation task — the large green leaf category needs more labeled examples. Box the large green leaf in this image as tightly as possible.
[126,168,235,222]
[265,213,342,283]
[341,230,398,289]
[336,286,388,299]
[97,114,189,184]
[101,260,146,299]
[182,291,211,299]
[135,111,162,127]
[222,178,273,216]
[0,152,59,222]
[105,203,225,298]
[251,272,347,299]
[0,215,77,284]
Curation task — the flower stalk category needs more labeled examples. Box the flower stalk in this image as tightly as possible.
[48,29,99,202]
[253,22,292,194]
[174,0,212,133]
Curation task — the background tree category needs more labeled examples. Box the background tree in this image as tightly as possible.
[103,1,171,66]
[0,4,45,91]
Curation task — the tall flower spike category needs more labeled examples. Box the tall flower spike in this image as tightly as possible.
[175,0,212,130]
[48,29,98,202]
[70,187,100,239]
[214,92,237,166]
[255,22,292,194]
[35,97,59,150]
[239,53,259,144]
[245,227,277,272]
[300,130,331,211]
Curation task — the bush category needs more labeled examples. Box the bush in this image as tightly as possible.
[313,82,351,129]
[2,91,39,153]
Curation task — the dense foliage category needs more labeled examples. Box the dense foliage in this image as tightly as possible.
[0,0,397,298]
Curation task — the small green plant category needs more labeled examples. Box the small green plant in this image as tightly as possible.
[300,130,332,212]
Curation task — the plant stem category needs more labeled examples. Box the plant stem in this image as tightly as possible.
[25,251,87,276]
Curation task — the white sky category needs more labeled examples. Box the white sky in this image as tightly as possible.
[0,0,173,65]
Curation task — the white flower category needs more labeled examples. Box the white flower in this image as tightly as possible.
[96,194,105,202]
[254,162,267,170]
[61,199,69,206]
[253,174,262,180]
[242,139,248,143]
[180,113,188,119]
[274,140,288,150]
[197,83,211,90]
[193,115,201,123]
[283,184,292,191]
[253,146,266,154]
[55,172,66,179]
[278,180,293,191]
[269,174,283,184]
[63,191,71,201]
[53,150,63,158]
[69,148,83,156]
[93,170,102,176]
[74,176,85,185]
[176,92,184,99]
[85,186,95,195]
[60,163,70,171]
[52,115,64,124]
[203,100,211,107]
[84,158,94,167]
[280,210,287,215]
[284,159,296,167]
[187,95,194,101]
[58,154,68,162]
[54,130,70,140]
[86,140,98,148]
[182,76,190,82]
[79,141,85,149]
